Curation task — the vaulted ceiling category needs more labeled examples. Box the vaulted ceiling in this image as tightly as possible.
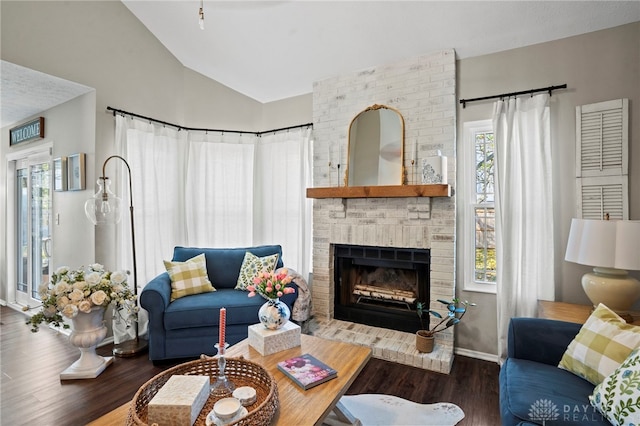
[2,1,639,128]
[122,1,640,102]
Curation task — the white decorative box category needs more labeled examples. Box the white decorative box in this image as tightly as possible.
[148,375,209,426]
[248,321,301,355]
[421,150,447,184]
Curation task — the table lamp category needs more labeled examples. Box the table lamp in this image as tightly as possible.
[85,155,148,356]
[565,218,640,318]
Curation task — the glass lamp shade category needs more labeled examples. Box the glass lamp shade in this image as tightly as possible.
[84,177,123,225]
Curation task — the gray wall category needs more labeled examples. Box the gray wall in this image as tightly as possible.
[2,93,97,304]
[455,22,640,356]
[2,1,638,357]
[0,1,308,302]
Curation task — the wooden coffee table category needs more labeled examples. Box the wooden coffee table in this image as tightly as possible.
[87,334,371,426]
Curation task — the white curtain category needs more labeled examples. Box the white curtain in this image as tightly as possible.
[114,115,188,342]
[186,132,257,247]
[112,116,314,341]
[255,128,313,278]
[493,94,555,361]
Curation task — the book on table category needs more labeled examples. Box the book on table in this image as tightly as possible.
[277,353,338,390]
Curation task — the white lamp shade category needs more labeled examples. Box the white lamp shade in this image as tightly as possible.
[565,219,640,271]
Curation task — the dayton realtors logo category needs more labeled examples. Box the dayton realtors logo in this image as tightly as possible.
[528,399,606,424]
[529,399,560,425]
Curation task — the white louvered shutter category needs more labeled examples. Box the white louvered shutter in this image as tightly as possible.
[575,99,629,220]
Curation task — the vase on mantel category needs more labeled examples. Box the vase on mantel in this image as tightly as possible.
[60,306,113,380]
[258,298,290,330]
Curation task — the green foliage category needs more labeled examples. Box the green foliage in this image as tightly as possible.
[416,298,476,336]
[475,248,497,282]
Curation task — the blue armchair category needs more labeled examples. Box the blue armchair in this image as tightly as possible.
[500,317,609,425]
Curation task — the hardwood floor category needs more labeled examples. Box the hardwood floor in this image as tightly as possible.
[346,353,501,425]
[1,306,500,425]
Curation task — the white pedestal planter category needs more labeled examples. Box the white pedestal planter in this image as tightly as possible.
[60,306,113,380]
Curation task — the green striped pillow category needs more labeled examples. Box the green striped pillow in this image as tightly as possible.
[164,253,215,301]
[558,303,640,385]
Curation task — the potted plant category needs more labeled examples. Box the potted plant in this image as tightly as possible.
[415,298,475,353]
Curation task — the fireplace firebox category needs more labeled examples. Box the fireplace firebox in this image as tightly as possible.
[333,244,430,333]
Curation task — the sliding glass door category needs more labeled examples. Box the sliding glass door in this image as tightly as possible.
[15,155,52,306]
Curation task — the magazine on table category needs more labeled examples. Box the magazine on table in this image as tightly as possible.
[277,353,338,390]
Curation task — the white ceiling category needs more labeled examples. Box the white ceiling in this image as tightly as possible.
[2,1,639,128]
[1,61,93,129]
[122,1,640,103]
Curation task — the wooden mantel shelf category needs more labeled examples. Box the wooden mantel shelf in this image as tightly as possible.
[306,184,451,199]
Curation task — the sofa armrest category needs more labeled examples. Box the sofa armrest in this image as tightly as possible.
[508,317,582,366]
[140,272,172,313]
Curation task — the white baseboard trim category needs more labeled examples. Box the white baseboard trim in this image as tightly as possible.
[0,298,7,306]
[455,347,500,364]
[6,301,29,314]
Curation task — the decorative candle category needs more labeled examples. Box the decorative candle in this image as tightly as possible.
[219,307,226,351]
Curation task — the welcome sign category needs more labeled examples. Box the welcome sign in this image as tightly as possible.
[10,117,45,146]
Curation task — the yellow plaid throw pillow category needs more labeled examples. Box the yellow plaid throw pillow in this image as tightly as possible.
[164,253,215,301]
[558,303,640,385]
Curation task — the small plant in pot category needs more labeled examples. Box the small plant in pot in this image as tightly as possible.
[416,298,476,353]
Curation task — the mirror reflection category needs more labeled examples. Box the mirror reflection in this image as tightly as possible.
[347,104,404,186]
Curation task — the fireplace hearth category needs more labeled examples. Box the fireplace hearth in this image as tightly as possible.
[334,244,430,333]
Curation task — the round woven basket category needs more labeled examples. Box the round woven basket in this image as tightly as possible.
[127,357,278,426]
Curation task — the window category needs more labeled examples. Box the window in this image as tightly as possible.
[461,120,496,293]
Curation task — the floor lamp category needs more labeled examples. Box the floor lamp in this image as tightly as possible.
[84,155,148,357]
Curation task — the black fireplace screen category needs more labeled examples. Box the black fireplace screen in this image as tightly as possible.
[333,244,430,333]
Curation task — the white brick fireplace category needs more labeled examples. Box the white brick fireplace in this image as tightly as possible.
[309,50,457,373]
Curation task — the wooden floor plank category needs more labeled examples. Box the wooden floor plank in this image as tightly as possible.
[1,306,500,425]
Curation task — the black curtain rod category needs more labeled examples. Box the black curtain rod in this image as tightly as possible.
[459,84,567,108]
[106,106,312,136]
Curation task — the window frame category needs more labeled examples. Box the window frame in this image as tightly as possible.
[460,120,496,294]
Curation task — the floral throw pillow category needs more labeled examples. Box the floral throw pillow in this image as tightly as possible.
[164,253,215,301]
[235,252,279,290]
[590,347,640,426]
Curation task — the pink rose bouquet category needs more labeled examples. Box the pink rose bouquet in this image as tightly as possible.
[247,268,296,300]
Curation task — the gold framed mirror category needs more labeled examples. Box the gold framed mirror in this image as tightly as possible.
[346,104,404,186]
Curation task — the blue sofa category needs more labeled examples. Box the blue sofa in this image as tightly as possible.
[140,245,298,361]
[500,317,609,425]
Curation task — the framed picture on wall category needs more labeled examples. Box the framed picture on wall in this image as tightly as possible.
[67,153,86,191]
[53,157,68,191]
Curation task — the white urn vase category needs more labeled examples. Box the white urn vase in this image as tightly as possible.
[60,306,113,380]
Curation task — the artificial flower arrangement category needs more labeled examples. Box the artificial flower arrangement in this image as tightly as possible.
[247,268,296,300]
[26,263,137,332]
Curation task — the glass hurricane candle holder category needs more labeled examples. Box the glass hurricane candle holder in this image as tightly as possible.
[210,342,235,397]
